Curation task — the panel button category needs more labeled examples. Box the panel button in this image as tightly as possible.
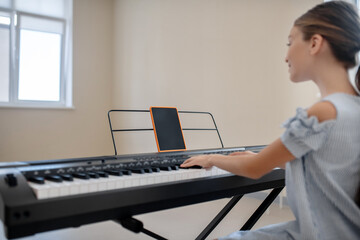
[5,174,18,187]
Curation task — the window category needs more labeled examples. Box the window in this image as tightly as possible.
[0,0,72,108]
[356,0,360,9]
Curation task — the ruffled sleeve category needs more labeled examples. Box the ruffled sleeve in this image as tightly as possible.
[280,107,336,159]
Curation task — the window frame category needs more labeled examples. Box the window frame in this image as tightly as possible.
[0,10,11,103]
[0,2,73,109]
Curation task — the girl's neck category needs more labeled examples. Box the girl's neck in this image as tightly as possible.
[317,79,357,98]
[312,63,357,98]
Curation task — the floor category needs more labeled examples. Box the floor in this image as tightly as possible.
[3,194,295,240]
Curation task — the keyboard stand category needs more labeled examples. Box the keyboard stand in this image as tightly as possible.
[114,187,284,240]
[196,187,284,240]
[115,217,167,240]
[196,194,244,240]
[107,109,284,239]
[240,187,284,231]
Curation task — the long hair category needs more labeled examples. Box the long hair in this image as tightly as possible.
[295,1,360,92]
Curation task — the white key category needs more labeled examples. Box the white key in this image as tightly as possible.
[97,178,108,191]
[168,171,177,182]
[59,182,71,197]
[175,169,186,181]
[47,181,62,198]
[115,176,125,189]
[154,173,163,184]
[69,179,81,195]
[146,175,155,185]
[106,176,118,190]
[139,173,152,186]
[87,179,98,193]
[28,181,50,199]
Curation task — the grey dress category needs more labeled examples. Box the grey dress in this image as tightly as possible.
[219,93,360,240]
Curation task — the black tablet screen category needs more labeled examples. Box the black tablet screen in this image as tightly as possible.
[150,107,186,152]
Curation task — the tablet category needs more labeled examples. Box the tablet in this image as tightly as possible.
[150,106,186,152]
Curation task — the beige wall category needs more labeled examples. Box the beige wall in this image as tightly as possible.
[112,0,320,154]
[0,0,321,162]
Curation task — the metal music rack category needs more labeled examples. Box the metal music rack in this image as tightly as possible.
[106,109,283,240]
[107,109,225,155]
[107,109,228,239]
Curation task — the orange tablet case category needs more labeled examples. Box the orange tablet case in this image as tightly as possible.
[150,106,187,152]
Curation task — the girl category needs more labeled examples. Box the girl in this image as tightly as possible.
[181,1,360,239]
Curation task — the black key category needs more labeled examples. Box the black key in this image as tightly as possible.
[73,173,90,180]
[180,165,203,169]
[160,166,172,171]
[60,174,73,181]
[28,176,45,184]
[45,175,63,183]
[121,170,132,175]
[151,167,160,172]
[144,168,153,173]
[171,165,179,171]
[189,165,203,169]
[129,168,145,174]
[88,172,100,179]
[105,170,123,176]
[97,171,109,178]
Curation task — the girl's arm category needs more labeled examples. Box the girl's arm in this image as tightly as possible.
[180,138,294,179]
[181,101,337,179]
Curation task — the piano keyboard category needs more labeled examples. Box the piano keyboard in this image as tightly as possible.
[1,145,283,240]
[28,167,229,199]
[17,146,266,200]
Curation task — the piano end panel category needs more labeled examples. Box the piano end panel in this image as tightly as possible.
[0,168,37,239]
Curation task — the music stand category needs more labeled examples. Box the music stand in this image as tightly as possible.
[107,109,283,240]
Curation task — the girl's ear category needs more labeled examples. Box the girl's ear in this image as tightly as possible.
[309,34,324,55]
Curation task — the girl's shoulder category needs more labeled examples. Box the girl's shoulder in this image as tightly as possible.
[307,100,337,123]
[319,92,360,120]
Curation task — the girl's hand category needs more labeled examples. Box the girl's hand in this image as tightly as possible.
[180,151,256,169]
[180,154,220,169]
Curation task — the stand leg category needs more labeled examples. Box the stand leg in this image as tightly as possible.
[195,195,244,240]
[240,187,284,230]
[114,217,168,240]
[114,187,282,239]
